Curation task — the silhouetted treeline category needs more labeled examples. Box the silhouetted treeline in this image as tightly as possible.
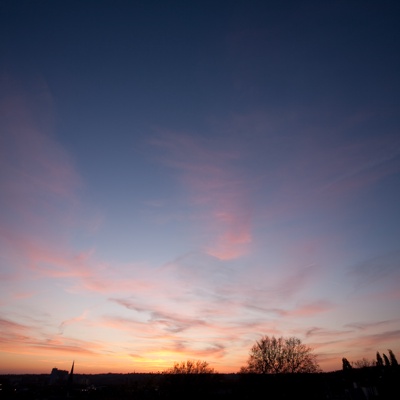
[1,366,399,400]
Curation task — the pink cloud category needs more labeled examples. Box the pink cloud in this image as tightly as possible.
[0,228,91,278]
[285,300,334,317]
[0,318,32,338]
[29,337,102,356]
[0,76,99,300]
[0,316,104,358]
[108,298,215,335]
[300,320,400,371]
[0,77,82,227]
[58,311,88,334]
[242,299,333,320]
[341,330,400,355]
[0,226,159,302]
[206,209,252,260]
[157,341,226,360]
[150,131,252,260]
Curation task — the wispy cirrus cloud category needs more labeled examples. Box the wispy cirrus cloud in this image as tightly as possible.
[347,250,400,289]
[344,319,400,332]
[0,316,102,357]
[0,76,89,301]
[0,225,158,300]
[58,311,88,335]
[0,76,144,306]
[29,337,102,356]
[305,327,353,339]
[100,313,228,361]
[149,131,252,260]
[110,297,210,334]
[0,318,32,342]
[281,300,334,318]
[158,341,226,359]
[212,109,400,226]
[234,263,322,311]
[341,329,400,355]
[300,319,400,370]
[0,76,82,230]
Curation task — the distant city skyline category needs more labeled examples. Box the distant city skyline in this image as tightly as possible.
[1,0,399,374]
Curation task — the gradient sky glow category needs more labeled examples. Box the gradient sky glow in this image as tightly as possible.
[1,0,400,374]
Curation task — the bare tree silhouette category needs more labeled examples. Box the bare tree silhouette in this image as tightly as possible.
[241,336,320,374]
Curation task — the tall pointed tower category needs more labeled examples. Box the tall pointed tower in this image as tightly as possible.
[68,361,74,386]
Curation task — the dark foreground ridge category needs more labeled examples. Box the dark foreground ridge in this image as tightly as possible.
[1,366,399,400]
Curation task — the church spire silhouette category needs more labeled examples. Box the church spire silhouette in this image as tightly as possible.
[68,361,74,386]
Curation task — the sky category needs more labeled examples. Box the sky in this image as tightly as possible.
[1,0,400,374]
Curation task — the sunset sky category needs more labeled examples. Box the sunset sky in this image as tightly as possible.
[1,0,400,374]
